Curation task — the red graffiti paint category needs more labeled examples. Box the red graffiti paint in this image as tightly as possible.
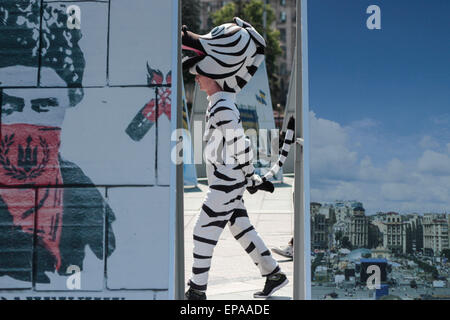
[147,65,172,121]
[140,88,171,122]
[157,86,172,120]
[126,66,173,141]
[0,124,64,270]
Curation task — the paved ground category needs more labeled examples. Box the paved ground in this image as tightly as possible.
[184,176,295,300]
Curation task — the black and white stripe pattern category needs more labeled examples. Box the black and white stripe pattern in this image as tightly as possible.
[203,92,257,181]
[260,117,295,183]
[182,17,266,94]
[190,182,279,291]
[204,94,295,189]
[246,117,295,189]
[189,92,280,292]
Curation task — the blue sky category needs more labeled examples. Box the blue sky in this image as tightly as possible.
[307,0,450,213]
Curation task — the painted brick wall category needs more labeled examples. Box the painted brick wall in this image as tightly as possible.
[0,0,175,300]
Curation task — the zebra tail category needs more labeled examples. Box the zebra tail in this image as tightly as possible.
[261,117,295,182]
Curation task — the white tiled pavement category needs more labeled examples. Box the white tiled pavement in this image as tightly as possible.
[184,176,295,300]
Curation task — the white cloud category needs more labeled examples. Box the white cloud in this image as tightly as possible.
[310,112,358,181]
[310,111,450,214]
[380,183,419,202]
[431,113,450,126]
[419,135,440,149]
[349,118,379,129]
[418,150,450,175]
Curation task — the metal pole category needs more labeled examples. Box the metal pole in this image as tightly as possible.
[293,0,305,300]
[175,0,185,300]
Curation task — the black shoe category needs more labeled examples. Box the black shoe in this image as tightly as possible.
[253,272,289,298]
[185,287,207,300]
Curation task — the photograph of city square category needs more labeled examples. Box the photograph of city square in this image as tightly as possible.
[309,201,449,300]
[308,0,449,300]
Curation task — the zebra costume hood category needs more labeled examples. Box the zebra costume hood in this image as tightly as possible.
[182,17,266,94]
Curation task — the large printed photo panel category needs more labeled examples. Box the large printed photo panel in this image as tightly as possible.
[0,0,178,300]
[308,0,450,300]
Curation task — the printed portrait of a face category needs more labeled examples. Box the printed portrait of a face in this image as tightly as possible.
[0,1,115,285]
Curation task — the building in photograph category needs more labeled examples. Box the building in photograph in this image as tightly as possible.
[382,212,406,254]
[311,202,336,250]
[268,0,296,107]
[347,206,368,249]
[333,201,368,249]
[198,0,233,31]
[310,202,325,250]
[368,218,383,249]
[403,214,423,254]
[448,214,450,248]
[322,201,369,249]
[320,204,336,248]
[372,212,389,223]
[423,213,449,256]
[334,201,350,222]
[332,220,348,248]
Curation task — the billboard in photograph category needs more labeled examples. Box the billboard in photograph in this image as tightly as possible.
[182,82,198,187]
[308,0,450,300]
[0,0,178,300]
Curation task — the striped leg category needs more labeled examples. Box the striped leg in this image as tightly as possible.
[228,201,279,277]
[189,208,232,291]
[189,165,247,291]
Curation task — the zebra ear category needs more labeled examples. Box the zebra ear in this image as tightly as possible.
[233,17,248,27]
[233,17,266,48]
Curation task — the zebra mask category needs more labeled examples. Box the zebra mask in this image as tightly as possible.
[182,17,266,94]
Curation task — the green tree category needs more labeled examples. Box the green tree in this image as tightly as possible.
[182,0,201,89]
[182,0,201,34]
[212,0,282,105]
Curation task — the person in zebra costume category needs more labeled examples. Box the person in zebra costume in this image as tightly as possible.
[182,17,295,300]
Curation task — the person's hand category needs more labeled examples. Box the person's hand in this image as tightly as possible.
[247,180,274,194]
